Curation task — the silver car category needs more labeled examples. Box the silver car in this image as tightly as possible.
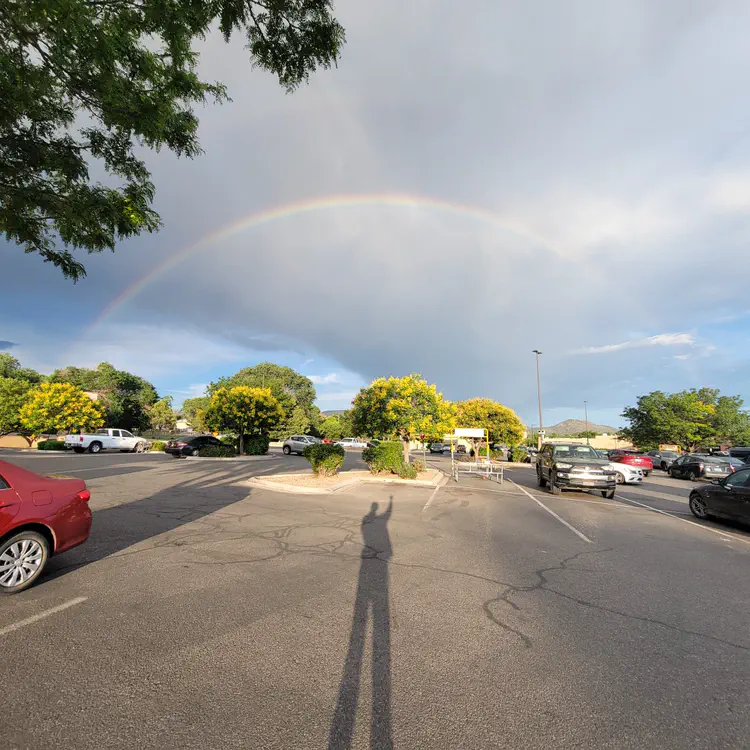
[645,450,680,471]
[282,435,321,455]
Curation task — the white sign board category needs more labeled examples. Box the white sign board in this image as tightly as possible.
[454,428,485,438]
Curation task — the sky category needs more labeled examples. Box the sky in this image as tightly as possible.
[4,0,750,428]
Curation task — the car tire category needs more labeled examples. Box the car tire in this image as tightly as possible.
[689,491,710,519]
[283,446,291,455]
[0,530,50,594]
[133,441,145,454]
[550,473,561,494]
[191,448,200,457]
[73,447,85,454]
[536,467,547,488]
[615,472,625,485]
[689,470,699,482]
[602,489,615,499]
[88,441,102,454]
[643,471,651,477]
[661,462,668,471]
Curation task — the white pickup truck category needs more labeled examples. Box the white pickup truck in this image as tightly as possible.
[65,428,147,454]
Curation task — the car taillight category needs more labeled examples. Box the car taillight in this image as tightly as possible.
[699,463,704,471]
[77,489,91,502]
[79,436,84,442]
[176,442,187,447]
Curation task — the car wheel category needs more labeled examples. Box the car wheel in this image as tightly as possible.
[133,441,145,454]
[88,441,102,454]
[536,467,547,488]
[283,445,291,455]
[602,489,615,499]
[73,447,85,454]
[191,448,200,457]
[689,491,710,519]
[0,531,50,594]
[643,471,650,477]
[661,462,668,471]
[689,469,699,482]
[550,473,561,494]
[615,472,625,485]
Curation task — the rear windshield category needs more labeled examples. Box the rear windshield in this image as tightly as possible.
[96,429,109,435]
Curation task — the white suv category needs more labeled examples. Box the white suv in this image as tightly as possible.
[336,437,368,449]
[282,435,321,455]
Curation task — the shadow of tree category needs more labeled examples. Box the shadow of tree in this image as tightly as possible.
[329,497,393,750]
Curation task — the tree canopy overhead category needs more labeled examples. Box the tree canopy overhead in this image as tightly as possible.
[455,398,525,447]
[0,353,42,383]
[0,0,345,279]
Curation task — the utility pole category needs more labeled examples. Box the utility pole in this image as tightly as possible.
[532,350,543,450]
[584,400,589,445]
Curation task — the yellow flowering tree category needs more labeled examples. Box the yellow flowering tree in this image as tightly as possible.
[19,382,105,437]
[352,374,455,462]
[204,386,284,455]
[455,398,525,448]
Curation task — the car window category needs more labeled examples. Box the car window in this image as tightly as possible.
[111,429,121,437]
[0,474,9,490]
[96,429,109,435]
[724,469,750,488]
[120,430,133,438]
[672,456,685,465]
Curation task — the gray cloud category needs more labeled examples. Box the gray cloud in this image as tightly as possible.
[6,0,750,422]
[0,341,15,350]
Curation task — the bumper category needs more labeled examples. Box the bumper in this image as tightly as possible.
[555,473,616,490]
[164,447,187,456]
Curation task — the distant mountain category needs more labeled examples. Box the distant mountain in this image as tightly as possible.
[321,409,347,416]
[541,419,618,436]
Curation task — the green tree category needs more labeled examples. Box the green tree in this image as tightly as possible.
[1,0,345,279]
[149,396,176,433]
[0,354,42,383]
[575,431,598,439]
[182,396,210,432]
[210,363,317,440]
[204,385,283,454]
[352,374,455,462]
[621,389,716,451]
[0,377,35,444]
[50,362,157,430]
[455,398,525,447]
[19,382,105,436]
[320,414,345,441]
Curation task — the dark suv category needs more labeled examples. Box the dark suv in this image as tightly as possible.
[536,442,617,498]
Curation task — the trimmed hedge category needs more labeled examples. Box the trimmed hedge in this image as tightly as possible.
[303,443,345,476]
[509,446,528,462]
[241,434,270,455]
[37,440,66,451]
[198,445,237,458]
[362,440,417,479]
[411,459,425,473]
[150,440,166,452]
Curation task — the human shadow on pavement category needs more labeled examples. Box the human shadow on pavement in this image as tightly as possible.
[328,497,394,750]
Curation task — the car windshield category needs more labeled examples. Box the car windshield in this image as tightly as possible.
[662,451,679,458]
[553,445,599,459]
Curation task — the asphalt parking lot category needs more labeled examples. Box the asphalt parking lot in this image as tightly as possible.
[1,449,749,749]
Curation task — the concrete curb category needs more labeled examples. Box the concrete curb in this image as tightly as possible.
[179,454,277,463]
[248,469,445,496]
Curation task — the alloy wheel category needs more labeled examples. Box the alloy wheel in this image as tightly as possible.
[689,493,708,519]
[0,539,44,589]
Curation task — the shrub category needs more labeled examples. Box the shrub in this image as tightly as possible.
[198,444,237,458]
[509,446,528,462]
[362,440,418,478]
[37,440,65,450]
[303,443,345,476]
[150,440,166,452]
[241,434,270,455]
[412,459,425,473]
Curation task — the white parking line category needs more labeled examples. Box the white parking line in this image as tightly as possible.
[510,480,593,544]
[616,495,750,545]
[422,485,440,512]
[0,596,88,637]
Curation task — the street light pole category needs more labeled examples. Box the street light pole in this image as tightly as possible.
[532,350,543,450]
[584,400,589,445]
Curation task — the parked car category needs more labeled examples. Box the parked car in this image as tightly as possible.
[165,434,230,457]
[668,454,733,481]
[65,428,147,454]
[644,450,680,471]
[335,438,368,449]
[608,462,644,485]
[283,435,321,455]
[688,466,750,524]
[608,450,653,476]
[429,443,445,454]
[729,446,750,462]
[536,442,617,498]
[0,460,92,593]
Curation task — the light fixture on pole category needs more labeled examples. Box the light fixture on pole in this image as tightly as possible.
[584,400,589,445]
[532,350,543,450]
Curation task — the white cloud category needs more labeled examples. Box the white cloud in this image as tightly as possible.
[166,383,208,398]
[572,333,696,355]
[309,372,339,384]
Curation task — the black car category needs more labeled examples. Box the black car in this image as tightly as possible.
[536,442,617,498]
[429,443,445,454]
[689,467,750,524]
[165,434,229,457]
[668,454,733,481]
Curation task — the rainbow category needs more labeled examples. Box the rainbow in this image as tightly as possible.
[79,192,556,342]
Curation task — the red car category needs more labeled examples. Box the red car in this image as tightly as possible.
[608,450,653,476]
[0,460,92,594]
